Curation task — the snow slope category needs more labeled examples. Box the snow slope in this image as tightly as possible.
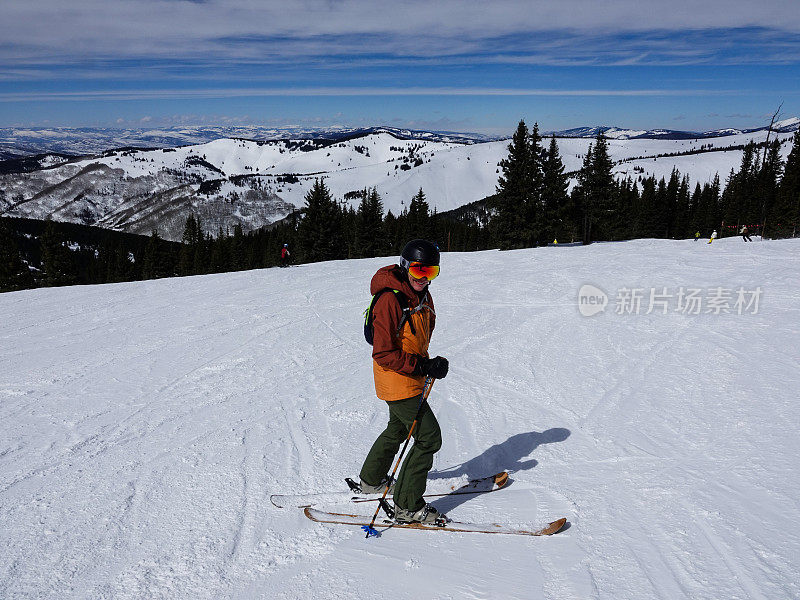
[1,237,799,599]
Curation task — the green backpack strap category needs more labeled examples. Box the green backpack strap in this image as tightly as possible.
[364,289,414,345]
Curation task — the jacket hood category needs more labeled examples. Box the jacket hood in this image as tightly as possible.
[370,264,426,302]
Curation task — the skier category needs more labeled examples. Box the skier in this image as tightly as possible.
[740,226,752,242]
[694,231,701,242]
[708,230,717,244]
[280,243,291,267]
[359,239,450,524]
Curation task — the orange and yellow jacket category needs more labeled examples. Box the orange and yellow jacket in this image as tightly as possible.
[370,265,436,401]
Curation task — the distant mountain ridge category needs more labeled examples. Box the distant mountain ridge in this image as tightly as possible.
[549,117,800,140]
[2,118,798,160]
[0,126,497,160]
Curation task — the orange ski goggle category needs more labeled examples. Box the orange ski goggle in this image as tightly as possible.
[407,261,440,281]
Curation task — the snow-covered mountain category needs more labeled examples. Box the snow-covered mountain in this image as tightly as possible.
[4,119,797,160]
[2,237,798,598]
[1,124,797,241]
[0,126,496,160]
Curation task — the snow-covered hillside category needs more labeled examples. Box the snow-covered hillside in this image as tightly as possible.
[1,127,797,241]
[0,126,494,160]
[1,237,798,599]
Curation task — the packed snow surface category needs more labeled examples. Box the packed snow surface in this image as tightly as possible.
[1,237,799,599]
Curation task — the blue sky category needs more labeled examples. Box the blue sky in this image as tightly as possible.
[2,0,799,135]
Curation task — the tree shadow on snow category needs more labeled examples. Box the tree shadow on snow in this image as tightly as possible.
[427,428,570,514]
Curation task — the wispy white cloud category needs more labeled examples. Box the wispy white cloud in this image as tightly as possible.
[1,1,797,130]
[2,1,800,70]
[0,86,745,103]
[6,1,800,44]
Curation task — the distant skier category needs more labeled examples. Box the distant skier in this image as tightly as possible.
[280,243,291,267]
[694,231,700,242]
[740,226,752,242]
[358,239,449,524]
[708,230,717,244]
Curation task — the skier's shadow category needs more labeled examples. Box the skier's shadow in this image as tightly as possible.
[428,428,570,514]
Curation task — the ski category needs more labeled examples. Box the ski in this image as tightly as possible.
[270,471,509,508]
[304,507,567,537]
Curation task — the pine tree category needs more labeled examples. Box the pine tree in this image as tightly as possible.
[526,123,545,245]
[758,139,783,237]
[355,187,385,258]
[635,176,658,238]
[341,205,358,258]
[572,139,607,244]
[572,144,594,244]
[611,178,638,240]
[688,182,703,236]
[695,173,722,236]
[660,168,680,238]
[297,178,344,263]
[722,143,757,232]
[407,188,431,240]
[541,135,569,242]
[771,129,800,237]
[179,214,199,275]
[491,120,531,249]
[705,174,722,234]
[588,133,615,242]
[573,133,616,244]
[674,174,691,238]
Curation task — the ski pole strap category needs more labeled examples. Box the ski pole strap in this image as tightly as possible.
[416,375,434,413]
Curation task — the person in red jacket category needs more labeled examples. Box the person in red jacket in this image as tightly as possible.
[359,239,449,524]
[280,244,291,267]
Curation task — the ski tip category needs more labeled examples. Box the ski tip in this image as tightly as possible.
[361,525,381,538]
[494,472,509,488]
[544,518,568,535]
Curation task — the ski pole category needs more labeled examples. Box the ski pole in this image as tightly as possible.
[362,376,435,538]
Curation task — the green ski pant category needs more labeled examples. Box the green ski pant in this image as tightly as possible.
[359,394,442,512]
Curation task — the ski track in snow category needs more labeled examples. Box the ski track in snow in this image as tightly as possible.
[1,238,799,599]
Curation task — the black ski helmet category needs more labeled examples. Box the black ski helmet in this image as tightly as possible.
[400,239,439,267]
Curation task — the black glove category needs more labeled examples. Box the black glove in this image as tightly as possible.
[414,355,449,379]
